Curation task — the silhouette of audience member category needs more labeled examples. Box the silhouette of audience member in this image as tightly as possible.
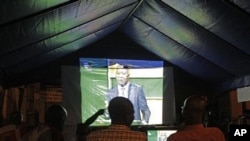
[76,108,105,141]
[167,95,226,141]
[87,97,147,141]
[22,104,67,141]
[0,111,24,141]
[9,111,23,128]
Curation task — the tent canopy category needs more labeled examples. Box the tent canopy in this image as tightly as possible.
[1,0,250,92]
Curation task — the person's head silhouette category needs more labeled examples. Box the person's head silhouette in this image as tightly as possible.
[45,104,67,131]
[108,97,134,126]
[9,111,23,127]
[181,95,207,125]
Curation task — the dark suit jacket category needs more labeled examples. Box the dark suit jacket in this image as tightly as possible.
[106,83,151,123]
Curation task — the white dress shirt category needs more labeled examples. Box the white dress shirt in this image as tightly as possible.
[118,82,130,98]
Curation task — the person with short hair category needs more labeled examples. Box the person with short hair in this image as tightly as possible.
[167,95,226,141]
[0,111,24,141]
[22,104,67,141]
[87,97,147,141]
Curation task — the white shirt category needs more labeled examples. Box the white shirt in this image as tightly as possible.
[118,82,130,98]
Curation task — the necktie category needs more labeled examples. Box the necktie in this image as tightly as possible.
[121,87,125,97]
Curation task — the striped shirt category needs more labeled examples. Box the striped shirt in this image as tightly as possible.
[87,124,146,141]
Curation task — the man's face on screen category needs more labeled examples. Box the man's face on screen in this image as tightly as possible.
[116,68,129,86]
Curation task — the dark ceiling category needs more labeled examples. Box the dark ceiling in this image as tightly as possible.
[1,0,250,92]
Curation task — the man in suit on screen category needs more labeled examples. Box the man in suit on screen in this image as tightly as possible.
[106,65,151,124]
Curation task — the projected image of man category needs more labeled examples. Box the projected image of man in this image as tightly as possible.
[106,65,151,124]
